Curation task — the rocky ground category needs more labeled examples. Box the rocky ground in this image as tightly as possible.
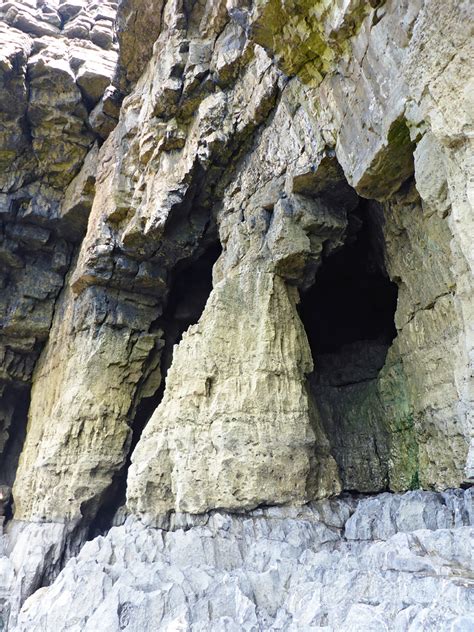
[10,490,474,631]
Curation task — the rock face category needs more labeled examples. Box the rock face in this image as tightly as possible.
[13,491,474,631]
[0,0,118,497]
[0,0,473,630]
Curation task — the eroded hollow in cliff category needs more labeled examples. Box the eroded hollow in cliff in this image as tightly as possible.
[127,240,223,460]
[301,203,397,355]
[88,240,222,536]
[299,202,398,492]
[0,385,30,521]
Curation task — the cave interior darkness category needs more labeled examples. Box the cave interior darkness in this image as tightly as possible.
[297,199,400,491]
[299,201,398,361]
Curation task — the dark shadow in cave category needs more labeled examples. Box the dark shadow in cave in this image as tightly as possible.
[300,202,398,356]
[126,240,223,466]
[87,240,222,537]
[0,385,30,522]
[298,200,398,492]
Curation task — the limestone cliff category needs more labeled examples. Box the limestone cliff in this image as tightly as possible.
[0,1,473,630]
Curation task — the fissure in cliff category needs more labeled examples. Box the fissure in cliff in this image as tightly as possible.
[87,239,222,537]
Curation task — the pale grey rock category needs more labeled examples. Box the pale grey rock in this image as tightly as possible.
[0,2,117,192]
[88,84,122,139]
[75,56,114,103]
[344,490,472,540]
[115,0,164,87]
[0,0,118,477]
[1,3,60,38]
[0,517,89,630]
[90,22,114,49]
[58,0,84,21]
[59,141,99,239]
[0,0,117,50]
[11,491,474,632]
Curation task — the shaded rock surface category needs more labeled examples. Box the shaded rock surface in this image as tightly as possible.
[0,0,118,505]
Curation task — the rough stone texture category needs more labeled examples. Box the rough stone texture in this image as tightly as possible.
[0,0,473,630]
[0,0,118,494]
[125,0,473,520]
[11,491,474,631]
[127,270,341,520]
[12,2,289,525]
[0,519,86,628]
[2,0,471,529]
[381,185,470,490]
[114,0,164,89]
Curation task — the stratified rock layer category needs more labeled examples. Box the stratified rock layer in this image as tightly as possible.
[0,0,118,495]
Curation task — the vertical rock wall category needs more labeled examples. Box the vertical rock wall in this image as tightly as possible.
[0,1,472,627]
[5,0,473,526]
[0,0,118,504]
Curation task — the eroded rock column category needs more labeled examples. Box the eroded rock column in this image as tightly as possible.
[128,266,341,520]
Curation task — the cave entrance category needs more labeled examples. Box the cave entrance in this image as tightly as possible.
[299,201,398,492]
[126,239,223,465]
[87,239,222,536]
[300,202,397,355]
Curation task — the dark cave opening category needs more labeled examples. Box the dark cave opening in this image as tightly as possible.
[87,240,222,537]
[299,201,399,492]
[0,385,30,523]
[299,203,398,356]
[126,239,223,468]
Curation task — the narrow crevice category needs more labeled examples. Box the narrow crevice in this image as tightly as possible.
[0,384,30,524]
[86,240,223,538]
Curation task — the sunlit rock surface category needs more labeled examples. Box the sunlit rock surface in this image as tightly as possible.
[14,491,474,631]
[0,0,473,630]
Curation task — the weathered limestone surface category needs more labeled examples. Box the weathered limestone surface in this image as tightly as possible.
[15,0,470,519]
[127,270,341,519]
[12,490,474,631]
[0,0,118,493]
[125,0,473,520]
[0,0,473,630]
[3,0,472,538]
